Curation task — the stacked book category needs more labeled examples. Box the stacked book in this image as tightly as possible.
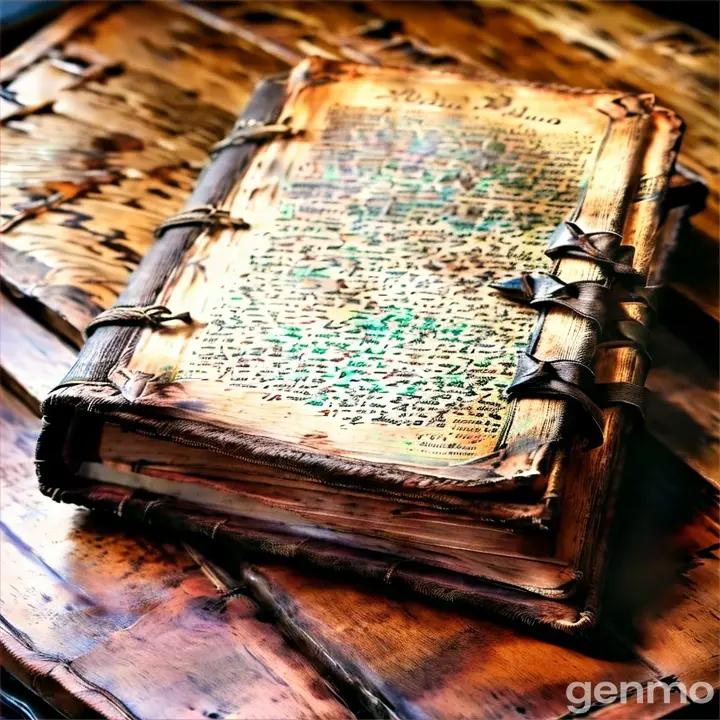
[37,59,691,633]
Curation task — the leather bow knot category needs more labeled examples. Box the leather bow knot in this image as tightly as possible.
[154,205,250,239]
[84,305,192,339]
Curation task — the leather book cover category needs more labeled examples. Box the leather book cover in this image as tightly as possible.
[36,59,684,633]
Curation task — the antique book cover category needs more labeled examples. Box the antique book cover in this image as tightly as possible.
[37,59,683,632]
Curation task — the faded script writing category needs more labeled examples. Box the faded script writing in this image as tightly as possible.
[174,90,598,463]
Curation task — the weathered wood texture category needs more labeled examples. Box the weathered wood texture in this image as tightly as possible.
[0,298,76,414]
[1,311,718,718]
[1,0,283,344]
[646,327,719,488]
[0,386,350,720]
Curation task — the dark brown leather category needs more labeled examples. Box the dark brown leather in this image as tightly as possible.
[491,272,609,328]
[594,381,645,415]
[507,353,605,449]
[546,221,643,280]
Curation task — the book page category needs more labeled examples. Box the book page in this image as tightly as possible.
[119,60,652,483]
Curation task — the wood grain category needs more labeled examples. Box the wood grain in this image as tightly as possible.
[0,1,275,345]
[240,563,653,718]
[0,298,76,414]
[646,327,719,488]
[2,171,193,344]
[600,430,720,690]
[0,387,349,719]
[0,1,109,83]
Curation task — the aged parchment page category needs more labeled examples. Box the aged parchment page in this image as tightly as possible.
[118,60,652,484]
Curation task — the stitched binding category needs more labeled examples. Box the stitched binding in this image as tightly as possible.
[85,305,192,339]
[211,119,298,154]
[506,354,605,449]
[154,205,249,239]
[490,272,609,329]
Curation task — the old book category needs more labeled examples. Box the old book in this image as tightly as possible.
[37,59,684,632]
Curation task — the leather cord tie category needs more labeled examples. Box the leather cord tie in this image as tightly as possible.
[490,272,608,329]
[594,302,651,416]
[507,353,605,449]
[546,221,643,280]
[154,205,249,239]
[598,302,653,362]
[85,305,192,339]
[210,119,298,154]
[593,382,645,416]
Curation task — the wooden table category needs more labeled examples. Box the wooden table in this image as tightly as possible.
[1,3,718,718]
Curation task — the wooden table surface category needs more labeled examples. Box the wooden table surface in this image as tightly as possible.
[1,2,718,718]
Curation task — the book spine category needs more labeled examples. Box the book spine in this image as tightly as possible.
[55,76,289,388]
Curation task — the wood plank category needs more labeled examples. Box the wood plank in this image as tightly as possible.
[597,432,720,712]
[0,2,109,83]
[0,387,350,719]
[238,564,655,719]
[0,1,286,345]
[631,479,719,676]
[2,170,193,345]
[646,327,719,488]
[0,297,76,413]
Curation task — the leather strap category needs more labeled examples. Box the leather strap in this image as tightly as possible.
[498,221,651,450]
[665,172,708,214]
[546,221,643,281]
[599,295,653,359]
[490,272,608,328]
[85,305,192,339]
[211,120,298,154]
[154,205,249,239]
[614,318,650,347]
[506,353,605,449]
[594,382,645,416]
